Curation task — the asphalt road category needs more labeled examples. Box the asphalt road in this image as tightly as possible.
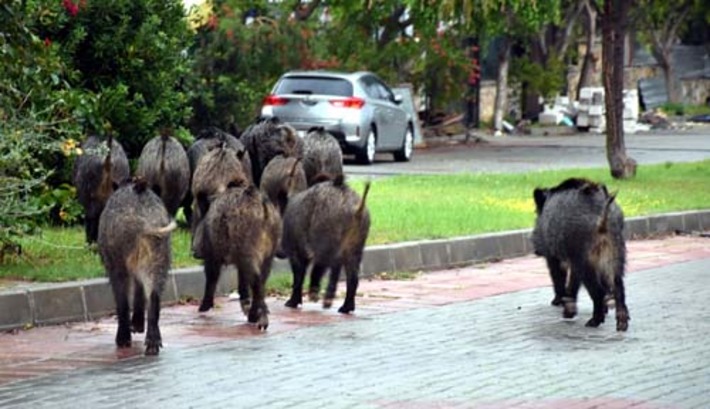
[344,129,710,177]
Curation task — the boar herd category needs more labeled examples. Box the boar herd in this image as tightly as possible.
[74,119,364,355]
[73,118,629,356]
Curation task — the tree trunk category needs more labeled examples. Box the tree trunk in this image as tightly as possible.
[493,37,511,133]
[577,0,597,99]
[661,58,680,103]
[602,0,636,179]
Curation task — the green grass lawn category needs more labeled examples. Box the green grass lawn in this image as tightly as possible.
[2,160,709,283]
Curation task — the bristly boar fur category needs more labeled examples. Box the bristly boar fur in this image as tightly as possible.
[281,174,371,314]
[199,184,281,330]
[259,155,308,215]
[136,134,191,217]
[532,177,630,331]
[190,142,250,258]
[182,127,253,225]
[72,134,130,244]
[240,117,304,186]
[302,127,343,186]
[98,177,177,355]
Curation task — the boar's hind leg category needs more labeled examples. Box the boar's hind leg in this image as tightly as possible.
[309,263,327,302]
[242,261,269,330]
[562,263,583,319]
[199,257,221,312]
[144,290,163,356]
[613,274,630,331]
[131,278,145,333]
[110,270,132,348]
[582,269,607,328]
[323,264,342,309]
[546,257,567,306]
[338,263,359,314]
[285,256,308,308]
[237,268,252,316]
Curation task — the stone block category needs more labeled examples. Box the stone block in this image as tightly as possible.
[0,291,32,330]
[31,284,86,325]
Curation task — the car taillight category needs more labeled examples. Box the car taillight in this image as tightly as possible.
[263,95,288,106]
[329,97,365,109]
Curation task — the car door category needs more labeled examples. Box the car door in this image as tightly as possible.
[371,77,407,149]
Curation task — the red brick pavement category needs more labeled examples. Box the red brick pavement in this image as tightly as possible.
[0,234,707,386]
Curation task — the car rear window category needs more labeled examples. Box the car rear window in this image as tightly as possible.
[274,76,353,97]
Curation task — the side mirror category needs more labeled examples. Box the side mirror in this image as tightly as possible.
[393,94,403,104]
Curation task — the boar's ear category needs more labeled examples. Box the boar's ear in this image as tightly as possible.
[533,188,548,214]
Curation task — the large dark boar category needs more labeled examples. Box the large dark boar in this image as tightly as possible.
[182,127,253,225]
[302,127,343,186]
[240,118,304,186]
[259,155,308,215]
[532,177,629,331]
[98,177,176,355]
[199,184,281,330]
[72,134,130,244]
[190,143,250,259]
[136,134,190,217]
[281,175,371,314]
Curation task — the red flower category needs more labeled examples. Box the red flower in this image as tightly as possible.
[44,37,52,47]
[62,0,79,17]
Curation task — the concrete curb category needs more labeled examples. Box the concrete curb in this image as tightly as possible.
[1,210,708,331]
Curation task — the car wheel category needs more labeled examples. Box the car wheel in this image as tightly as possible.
[356,128,377,165]
[393,125,414,162]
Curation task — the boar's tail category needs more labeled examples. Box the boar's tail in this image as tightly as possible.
[597,191,617,234]
[159,133,169,175]
[145,220,178,237]
[288,157,302,178]
[355,181,371,218]
[287,158,302,191]
[98,134,115,201]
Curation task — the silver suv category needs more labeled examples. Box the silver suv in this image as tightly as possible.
[260,70,414,164]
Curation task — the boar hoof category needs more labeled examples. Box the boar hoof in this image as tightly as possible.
[585,317,603,328]
[551,296,564,306]
[338,304,354,314]
[115,331,132,348]
[257,315,269,331]
[562,301,577,319]
[616,309,629,332]
[131,318,145,334]
[198,299,214,312]
[144,340,162,356]
[323,298,334,309]
[284,298,301,308]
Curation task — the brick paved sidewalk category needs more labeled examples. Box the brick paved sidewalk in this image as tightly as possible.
[0,234,708,408]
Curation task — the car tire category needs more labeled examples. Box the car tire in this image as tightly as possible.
[356,128,377,165]
[393,125,414,162]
